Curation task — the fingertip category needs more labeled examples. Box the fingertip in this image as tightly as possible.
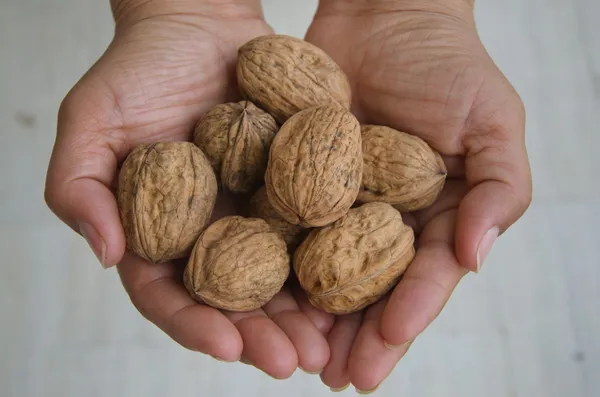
[168,305,244,361]
[379,299,419,347]
[348,366,383,394]
[209,337,244,362]
[319,313,362,389]
[455,181,512,272]
[265,351,298,380]
[236,316,298,379]
[271,311,330,373]
[347,302,400,392]
[310,311,336,335]
[47,175,126,268]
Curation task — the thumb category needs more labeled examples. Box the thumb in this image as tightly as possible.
[45,76,129,268]
[456,94,532,272]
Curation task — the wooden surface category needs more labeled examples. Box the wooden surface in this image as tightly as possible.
[0,0,598,396]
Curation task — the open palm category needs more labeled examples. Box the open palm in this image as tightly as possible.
[45,5,332,378]
[305,4,532,392]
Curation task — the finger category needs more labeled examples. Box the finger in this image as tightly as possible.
[348,298,413,393]
[412,180,467,234]
[291,284,336,335]
[320,312,363,391]
[226,309,298,379]
[441,155,465,178]
[380,209,467,347]
[117,252,243,361]
[458,99,532,271]
[45,81,130,268]
[263,287,330,374]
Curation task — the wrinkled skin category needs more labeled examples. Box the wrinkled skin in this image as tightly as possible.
[45,0,334,379]
[303,0,532,392]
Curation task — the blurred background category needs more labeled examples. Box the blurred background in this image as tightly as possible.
[0,0,598,396]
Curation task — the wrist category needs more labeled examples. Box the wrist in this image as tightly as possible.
[111,0,264,27]
[316,0,474,21]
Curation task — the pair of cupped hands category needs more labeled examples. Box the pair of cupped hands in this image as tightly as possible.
[44,0,532,393]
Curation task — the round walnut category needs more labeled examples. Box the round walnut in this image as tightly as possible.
[294,202,415,314]
[237,34,352,124]
[248,185,306,252]
[117,142,217,264]
[265,105,362,228]
[183,216,290,312]
[193,101,278,193]
[359,125,447,211]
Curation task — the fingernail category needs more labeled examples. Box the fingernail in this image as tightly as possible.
[239,357,253,366]
[79,222,108,268]
[383,340,410,351]
[299,366,322,375]
[212,356,226,362]
[329,383,350,392]
[476,226,499,272]
[356,385,379,394]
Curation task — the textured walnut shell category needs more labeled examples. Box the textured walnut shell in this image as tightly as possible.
[248,186,306,252]
[359,125,447,211]
[237,34,352,124]
[117,142,217,264]
[265,105,362,227]
[183,216,290,312]
[193,101,277,193]
[294,202,415,314]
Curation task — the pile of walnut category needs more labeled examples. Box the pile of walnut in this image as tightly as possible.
[116,35,447,315]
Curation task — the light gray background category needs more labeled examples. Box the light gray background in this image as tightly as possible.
[1,0,598,396]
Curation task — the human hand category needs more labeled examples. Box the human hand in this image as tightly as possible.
[45,0,332,378]
[305,0,532,391]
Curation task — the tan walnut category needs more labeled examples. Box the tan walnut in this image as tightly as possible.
[237,34,352,124]
[248,185,306,252]
[183,216,290,312]
[359,125,447,211]
[265,105,362,228]
[117,142,217,264]
[294,202,415,314]
[193,101,278,193]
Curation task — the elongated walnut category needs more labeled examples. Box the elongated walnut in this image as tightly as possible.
[117,142,217,264]
[265,105,362,227]
[193,101,278,193]
[359,125,447,211]
[183,216,290,312]
[294,202,415,314]
[248,186,306,252]
[237,34,352,124]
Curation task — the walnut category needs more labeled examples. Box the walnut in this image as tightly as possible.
[117,142,217,264]
[359,125,447,211]
[265,105,362,228]
[237,34,352,124]
[183,216,290,312]
[193,101,278,193]
[248,185,306,252]
[294,202,415,314]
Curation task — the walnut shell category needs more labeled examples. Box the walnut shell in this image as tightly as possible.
[183,216,290,312]
[359,125,447,211]
[237,34,352,124]
[193,101,278,193]
[294,202,415,314]
[117,142,217,264]
[265,105,362,228]
[248,186,306,252]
